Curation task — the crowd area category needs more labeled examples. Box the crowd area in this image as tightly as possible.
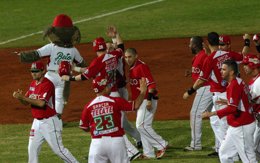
[11,13,260,163]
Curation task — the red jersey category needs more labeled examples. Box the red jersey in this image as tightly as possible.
[79,95,135,138]
[191,50,209,86]
[129,59,156,100]
[216,77,255,127]
[249,73,260,112]
[82,50,123,92]
[25,77,56,119]
[199,50,243,92]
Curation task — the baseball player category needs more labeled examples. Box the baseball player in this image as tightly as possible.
[17,14,87,115]
[12,61,78,163]
[242,54,260,160]
[184,36,213,151]
[252,33,260,54]
[183,32,243,156]
[202,59,257,163]
[124,48,168,159]
[79,76,147,163]
[62,37,141,160]
[106,26,142,148]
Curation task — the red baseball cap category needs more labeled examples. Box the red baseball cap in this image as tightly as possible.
[52,14,73,28]
[92,76,108,93]
[31,61,44,71]
[242,54,260,69]
[219,35,231,45]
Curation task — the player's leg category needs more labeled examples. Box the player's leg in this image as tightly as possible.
[122,112,142,143]
[123,135,141,160]
[136,100,168,158]
[88,138,108,163]
[234,122,257,163]
[28,119,45,163]
[219,127,238,163]
[187,86,212,150]
[254,122,260,160]
[44,72,65,114]
[42,116,79,163]
[108,137,130,163]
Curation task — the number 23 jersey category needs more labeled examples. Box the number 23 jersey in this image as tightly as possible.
[79,95,135,138]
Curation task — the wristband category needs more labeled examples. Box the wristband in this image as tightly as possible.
[147,93,153,101]
[69,76,76,81]
[244,39,250,47]
[187,87,196,95]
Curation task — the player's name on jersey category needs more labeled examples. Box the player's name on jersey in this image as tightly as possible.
[91,105,114,117]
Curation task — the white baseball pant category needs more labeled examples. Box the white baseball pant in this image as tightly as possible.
[109,91,139,158]
[254,121,260,160]
[136,99,168,158]
[45,71,65,114]
[88,136,129,163]
[219,121,257,163]
[28,116,78,163]
[118,87,141,142]
[210,92,228,152]
[189,85,213,149]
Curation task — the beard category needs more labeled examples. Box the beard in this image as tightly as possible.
[191,47,197,54]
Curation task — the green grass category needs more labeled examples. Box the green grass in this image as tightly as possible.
[0,120,241,163]
[0,0,260,48]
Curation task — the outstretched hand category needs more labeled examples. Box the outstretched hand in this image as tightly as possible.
[106,25,117,38]
[61,75,70,81]
[137,78,147,93]
[13,89,23,99]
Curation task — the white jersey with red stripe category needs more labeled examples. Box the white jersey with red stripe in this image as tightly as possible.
[37,43,84,71]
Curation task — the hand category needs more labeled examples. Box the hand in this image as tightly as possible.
[183,92,190,100]
[184,69,191,77]
[202,111,212,119]
[13,89,23,99]
[253,34,260,46]
[61,75,70,81]
[215,98,228,105]
[146,100,152,111]
[243,33,250,40]
[13,51,20,56]
[137,78,147,93]
[106,25,117,38]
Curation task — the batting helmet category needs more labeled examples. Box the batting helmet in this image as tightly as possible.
[242,54,260,69]
[52,14,73,28]
[93,37,107,52]
[92,76,108,93]
[58,61,71,77]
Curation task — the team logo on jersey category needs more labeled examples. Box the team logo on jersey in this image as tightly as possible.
[54,52,72,65]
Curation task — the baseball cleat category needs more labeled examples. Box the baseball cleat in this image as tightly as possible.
[129,152,142,161]
[207,151,218,157]
[184,146,202,151]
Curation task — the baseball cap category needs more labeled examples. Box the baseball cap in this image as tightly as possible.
[242,54,260,68]
[52,14,73,28]
[31,61,44,72]
[92,76,108,93]
[219,35,231,45]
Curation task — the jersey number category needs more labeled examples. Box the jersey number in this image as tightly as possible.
[94,114,114,131]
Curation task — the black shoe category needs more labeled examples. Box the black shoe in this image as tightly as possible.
[130,152,141,161]
[207,151,218,157]
[136,141,143,149]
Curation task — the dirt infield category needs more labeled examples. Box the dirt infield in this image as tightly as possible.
[0,36,256,124]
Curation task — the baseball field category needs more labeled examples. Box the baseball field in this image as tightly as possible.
[0,0,259,162]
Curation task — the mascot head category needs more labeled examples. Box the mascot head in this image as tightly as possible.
[43,14,81,48]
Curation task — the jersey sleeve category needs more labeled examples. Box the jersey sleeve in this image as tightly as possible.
[251,79,260,102]
[230,51,243,62]
[82,58,100,79]
[79,105,90,131]
[115,97,135,112]
[73,48,84,64]
[36,43,52,57]
[199,56,213,81]
[38,81,55,103]
[140,64,156,90]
